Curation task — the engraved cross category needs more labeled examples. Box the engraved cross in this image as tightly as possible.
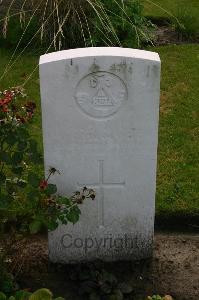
[77,160,125,227]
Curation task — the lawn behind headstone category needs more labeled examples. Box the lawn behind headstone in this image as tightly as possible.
[0,44,198,221]
[153,45,199,219]
[143,0,199,19]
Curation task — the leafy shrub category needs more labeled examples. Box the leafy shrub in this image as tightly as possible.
[0,262,14,295]
[0,87,95,234]
[147,296,173,300]
[0,288,64,300]
[0,86,95,296]
[1,0,154,49]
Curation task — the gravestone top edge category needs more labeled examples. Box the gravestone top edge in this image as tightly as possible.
[39,47,160,65]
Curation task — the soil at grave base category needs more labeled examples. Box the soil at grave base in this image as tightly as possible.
[6,232,199,300]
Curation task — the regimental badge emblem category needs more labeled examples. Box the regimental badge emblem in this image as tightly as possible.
[75,72,128,118]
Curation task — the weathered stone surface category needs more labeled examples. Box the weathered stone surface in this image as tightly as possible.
[39,47,161,263]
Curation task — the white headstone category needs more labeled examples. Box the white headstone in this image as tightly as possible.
[39,47,161,263]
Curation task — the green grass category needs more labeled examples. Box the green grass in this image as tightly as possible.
[0,44,199,218]
[143,0,199,19]
[152,44,199,217]
[143,0,199,41]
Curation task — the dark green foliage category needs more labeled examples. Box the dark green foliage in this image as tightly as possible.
[0,288,64,299]
[47,0,153,48]
[0,87,95,300]
[1,0,154,50]
[70,265,133,299]
[0,17,41,49]
[0,273,14,296]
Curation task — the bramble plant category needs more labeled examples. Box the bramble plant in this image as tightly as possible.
[0,87,95,297]
[0,87,95,234]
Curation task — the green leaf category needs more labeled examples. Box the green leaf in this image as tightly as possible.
[0,292,6,300]
[11,167,23,175]
[28,172,40,187]
[17,180,27,188]
[79,281,96,295]
[0,276,14,294]
[11,152,23,164]
[8,297,15,300]
[15,290,31,300]
[101,283,112,294]
[0,171,6,183]
[45,184,57,195]
[6,181,17,194]
[27,190,40,200]
[31,153,43,164]
[47,219,58,231]
[0,194,10,209]
[101,271,117,285]
[118,283,133,294]
[29,288,53,300]
[67,206,80,224]
[89,293,100,300]
[0,151,11,164]
[58,196,71,206]
[58,215,68,225]
[5,133,17,146]
[17,141,27,151]
[152,296,163,300]
[109,289,123,300]
[17,127,30,140]
[28,139,38,151]
[29,220,42,234]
